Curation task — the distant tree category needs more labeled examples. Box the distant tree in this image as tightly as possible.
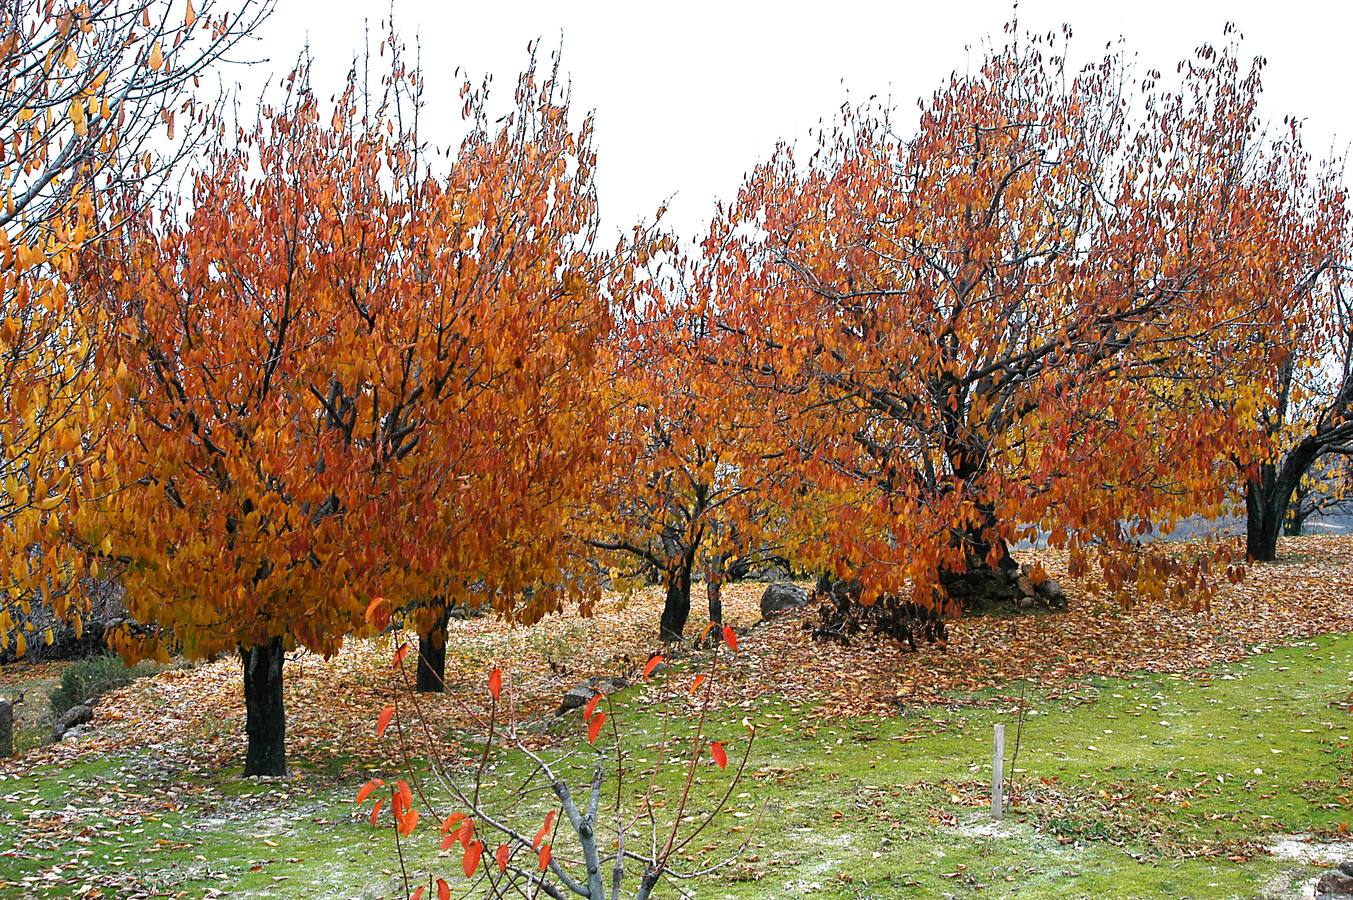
[0,0,266,655]
[1234,145,1350,560]
[588,272,781,641]
[703,27,1287,629]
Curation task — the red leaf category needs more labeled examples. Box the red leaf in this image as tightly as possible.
[397,807,419,837]
[376,705,395,738]
[488,667,502,701]
[369,797,383,827]
[722,626,738,652]
[436,878,450,900]
[688,674,707,696]
[533,810,557,850]
[409,887,424,900]
[441,831,458,851]
[641,654,664,680]
[710,741,728,770]
[462,840,483,878]
[495,843,510,873]
[538,843,552,870]
[455,817,475,848]
[355,778,384,805]
[587,711,606,744]
[584,692,603,721]
[441,812,467,834]
[393,642,410,668]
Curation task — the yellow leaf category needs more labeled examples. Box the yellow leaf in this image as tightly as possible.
[60,43,77,70]
[148,42,163,71]
[185,0,196,27]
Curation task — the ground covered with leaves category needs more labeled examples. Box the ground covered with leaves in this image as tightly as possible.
[0,535,1351,898]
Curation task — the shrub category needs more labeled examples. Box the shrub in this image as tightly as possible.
[49,654,157,716]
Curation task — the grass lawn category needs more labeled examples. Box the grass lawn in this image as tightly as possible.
[0,633,1350,897]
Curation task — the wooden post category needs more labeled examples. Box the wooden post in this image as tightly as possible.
[992,723,1004,819]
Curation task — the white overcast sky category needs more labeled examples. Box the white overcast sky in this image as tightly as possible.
[227,0,1353,239]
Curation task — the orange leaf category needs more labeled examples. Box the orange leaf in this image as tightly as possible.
[584,692,603,721]
[397,807,420,837]
[588,711,606,744]
[369,797,383,827]
[441,812,467,834]
[495,843,510,873]
[688,674,706,696]
[462,840,483,878]
[455,818,475,848]
[436,878,450,900]
[538,843,552,870]
[393,642,410,668]
[641,654,664,680]
[533,810,557,850]
[722,626,738,652]
[364,596,390,629]
[710,741,728,769]
[355,778,384,805]
[376,705,395,738]
[488,667,502,701]
[441,831,458,851]
[410,887,424,900]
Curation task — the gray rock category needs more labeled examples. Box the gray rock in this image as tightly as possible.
[60,725,85,742]
[1015,575,1037,598]
[558,676,631,715]
[1039,578,1068,609]
[50,703,92,742]
[1340,860,1353,877]
[0,699,12,758]
[760,582,810,619]
[1316,870,1353,896]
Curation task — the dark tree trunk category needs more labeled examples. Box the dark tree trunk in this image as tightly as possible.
[938,507,1025,610]
[659,554,694,641]
[1246,473,1284,562]
[1246,438,1322,563]
[707,577,723,627]
[241,637,286,777]
[416,610,449,693]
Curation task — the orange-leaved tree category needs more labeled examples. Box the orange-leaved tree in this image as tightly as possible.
[0,0,265,657]
[587,263,784,641]
[1227,130,1349,561]
[702,27,1289,634]
[81,42,635,774]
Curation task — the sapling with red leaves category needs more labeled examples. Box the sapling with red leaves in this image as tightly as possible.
[357,600,756,899]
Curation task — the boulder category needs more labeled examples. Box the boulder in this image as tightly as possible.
[760,582,810,619]
[1015,575,1037,598]
[558,676,631,715]
[1039,578,1068,610]
[50,703,92,742]
[1316,869,1353,896]
[0,698,12,758]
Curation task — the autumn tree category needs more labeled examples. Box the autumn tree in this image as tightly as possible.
[0,0,266,656]
[82,41,635,773]
[702,27,1286,627]
[588,272,783,641]
[1232,141,1349,560]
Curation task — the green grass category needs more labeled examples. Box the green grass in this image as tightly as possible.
[2,636,1352,897]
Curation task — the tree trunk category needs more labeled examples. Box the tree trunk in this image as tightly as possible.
[416,610,449,693]
[659,555,694,641]
[241,637,286,777]
[707,576,723,627]
[938,510,1025,610]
